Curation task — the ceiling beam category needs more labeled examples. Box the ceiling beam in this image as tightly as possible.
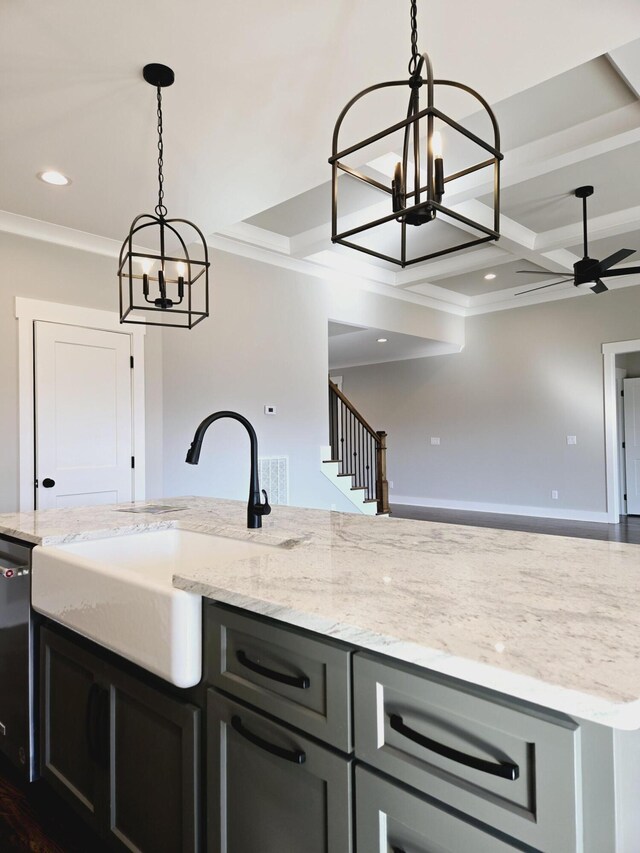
[607,40,640,98]
[536,204,640,252]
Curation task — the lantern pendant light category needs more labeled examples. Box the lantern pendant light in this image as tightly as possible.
[329,0,503,268]
[118,64,210,328]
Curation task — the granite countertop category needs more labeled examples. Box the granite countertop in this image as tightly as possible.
[2,496,640,729]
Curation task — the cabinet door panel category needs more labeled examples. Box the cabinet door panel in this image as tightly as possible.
[356,766,521,853]
[354,653,579,853]
[39,626,106,830]
[107,666,201,853]
[207,689,351,853]
[206,604,352,751]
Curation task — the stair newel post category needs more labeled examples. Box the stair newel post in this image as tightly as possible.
[376,430,390,514]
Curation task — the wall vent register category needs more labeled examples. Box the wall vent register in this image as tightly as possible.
[259,457,289,506]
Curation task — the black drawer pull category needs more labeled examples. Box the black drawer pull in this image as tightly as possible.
[236,649,310,689]
[231,715,306,765]
[389,713,519,781]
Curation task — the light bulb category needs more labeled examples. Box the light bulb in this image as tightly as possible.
[37,170,71,186]
[432,131,443,158]
[176,262,185,277]
[141,258,153,275]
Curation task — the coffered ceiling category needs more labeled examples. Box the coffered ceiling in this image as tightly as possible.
[2,1,640,316]
[233,47,640,315]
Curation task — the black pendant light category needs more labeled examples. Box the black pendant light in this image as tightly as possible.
[118,64,210,328]
[329,1,503,268]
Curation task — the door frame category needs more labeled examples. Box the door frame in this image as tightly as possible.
[15,297,147,511]
[603,337,640,523]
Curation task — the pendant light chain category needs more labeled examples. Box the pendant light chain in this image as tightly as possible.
[408,0,420,76]
[155,86,167,218]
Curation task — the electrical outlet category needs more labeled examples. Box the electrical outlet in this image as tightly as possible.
[430,437,440,445]
[551,490,559,500]
[566,435,577,445]
[388,480,394,489]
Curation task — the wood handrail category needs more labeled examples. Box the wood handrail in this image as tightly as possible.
[328,379,390,515]
[329,380,380,443]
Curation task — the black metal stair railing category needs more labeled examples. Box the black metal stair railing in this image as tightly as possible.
[328,380,389,514]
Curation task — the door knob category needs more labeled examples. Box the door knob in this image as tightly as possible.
[42,478,56,488]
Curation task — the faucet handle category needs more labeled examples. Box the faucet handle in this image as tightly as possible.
[256,489,271,516]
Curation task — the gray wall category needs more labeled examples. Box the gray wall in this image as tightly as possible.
[618,351,640,377]
[340,287,640,515]
[0,232,461,515]
[0,231,164,512]
[161,249,463,510]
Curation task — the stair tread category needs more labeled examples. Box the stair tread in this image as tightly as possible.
[336,472,355,478]
[350,486,367,492]
[322,459,340,464]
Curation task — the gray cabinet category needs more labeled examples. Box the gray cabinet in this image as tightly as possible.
[356,765,520,853]
[206,603,352,752]
[40,624,107,833]
[354,652,580,853]
[107,666,201,853]
[207,689,352,853]
[40,625,201,852]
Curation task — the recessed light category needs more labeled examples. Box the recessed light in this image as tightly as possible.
[484,272,496,280]
[37,170,71,186]
[377,338,388,343]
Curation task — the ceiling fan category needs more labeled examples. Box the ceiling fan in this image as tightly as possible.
[516,186,640,296]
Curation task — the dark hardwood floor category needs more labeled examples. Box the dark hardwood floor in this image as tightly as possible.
[391,504,640,544]
[0,754,105,853]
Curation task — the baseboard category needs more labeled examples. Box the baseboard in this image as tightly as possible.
[390,495,612,524]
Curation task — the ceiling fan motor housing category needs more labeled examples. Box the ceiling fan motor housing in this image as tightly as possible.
[574,257,600,286]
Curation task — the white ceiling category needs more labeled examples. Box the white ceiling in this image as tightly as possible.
[2,1,640,315]
[328,322,461,369]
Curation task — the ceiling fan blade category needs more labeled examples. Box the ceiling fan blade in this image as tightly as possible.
[601,265,640,278]
[598,248,636,271]
[590,279,608,294]
[516,270,567,275]
[515,279,573,296]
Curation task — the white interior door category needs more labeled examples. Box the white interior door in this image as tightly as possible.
[617,368,628,514]
[623,377,640,516]
[34,321,134,509]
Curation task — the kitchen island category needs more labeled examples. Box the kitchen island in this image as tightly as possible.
[1,496,639,851]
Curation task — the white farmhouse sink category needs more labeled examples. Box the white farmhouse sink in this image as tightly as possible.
[32,528,280,688]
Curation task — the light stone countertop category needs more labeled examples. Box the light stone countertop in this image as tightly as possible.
[2,496,640,729]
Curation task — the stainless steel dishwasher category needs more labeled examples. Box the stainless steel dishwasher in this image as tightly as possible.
[0,535,36,780]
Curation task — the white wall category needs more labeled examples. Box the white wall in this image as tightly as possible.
[339,286,640,519]
[161,249,463,510]
[0,231,164,512]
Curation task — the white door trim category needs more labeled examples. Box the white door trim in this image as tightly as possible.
[15,297,147,512]
[602,338,640,523]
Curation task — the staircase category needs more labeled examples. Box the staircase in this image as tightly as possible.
[321,379,390,516]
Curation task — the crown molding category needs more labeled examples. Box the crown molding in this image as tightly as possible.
[207,231,468,316]
[0,209,123,257]
[3,208,638,319]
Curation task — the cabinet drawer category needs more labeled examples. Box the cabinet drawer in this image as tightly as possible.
[205,604,352,751]
[207,690,352,853]
[356,765,520,853]
[354,653,580,853]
